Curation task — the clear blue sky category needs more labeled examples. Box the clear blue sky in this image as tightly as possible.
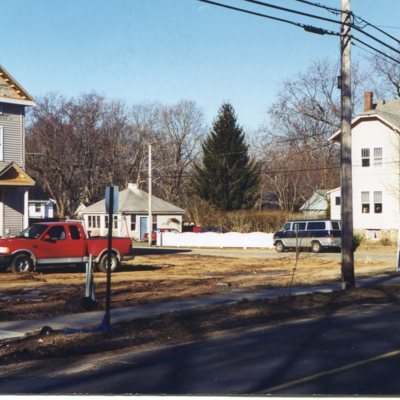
[2,0,400,132]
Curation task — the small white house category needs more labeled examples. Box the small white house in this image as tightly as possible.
[329,91,400,240]
[299,190,329,218]
[78,183,185,240]
[28,199,56,219]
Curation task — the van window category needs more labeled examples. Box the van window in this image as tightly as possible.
[283,223,291,230]
[307,221,325,230]
[331,221,340,230]
[293,222,306,231]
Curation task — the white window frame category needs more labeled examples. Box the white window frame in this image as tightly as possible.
[361,148,370,167]
[373,147,383,167]
[374,191,382,213]
[361,191,370,213]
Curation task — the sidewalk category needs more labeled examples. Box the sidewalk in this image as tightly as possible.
[1,274,399,340]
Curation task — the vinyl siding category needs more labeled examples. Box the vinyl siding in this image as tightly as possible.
[3,187,24,235]
[0,103,24,167]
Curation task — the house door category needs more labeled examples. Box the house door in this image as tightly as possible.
[140,217,148,240]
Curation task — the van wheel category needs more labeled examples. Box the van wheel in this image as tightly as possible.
[10,254,33,273]
[97,253,119,273]
[275,241,286,253]
[311,241,322,253]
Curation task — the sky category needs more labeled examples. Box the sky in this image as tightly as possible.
[2,0,400,133]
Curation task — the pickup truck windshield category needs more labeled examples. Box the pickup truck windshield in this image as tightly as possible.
[16,224,48,239]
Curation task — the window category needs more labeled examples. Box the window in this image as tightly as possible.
[374,191,382,213]
[130,215,136,231]
[283,223,291,231]
[331,221,340,230]
[307,222,325,230]
[373,147,383,167]
[69,225,81,240]
[46,226,66,240]
[361,148,370,167]
[293,222,306,231]
[105,215,118,229]
[35,204,41,213]
[362,191,370,213]
[335,196,341,206]
[88,215,100,228]
[152,215,157,231]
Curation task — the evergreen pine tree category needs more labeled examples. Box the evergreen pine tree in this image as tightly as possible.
[194,103,259,211]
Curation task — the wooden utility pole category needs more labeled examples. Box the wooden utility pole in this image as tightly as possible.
[340,0,355,289]
[148,144,153,247]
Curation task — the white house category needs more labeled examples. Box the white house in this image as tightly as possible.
[28,199,56,220]
[329,91,400,240]
[78,183,185,240]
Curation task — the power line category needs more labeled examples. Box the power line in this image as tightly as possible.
[290,0,340,15]
[198,0,339,36]
[291,0,400,44]
[352,35,400,65]
[238,0,400,56]
[352,41,400,68]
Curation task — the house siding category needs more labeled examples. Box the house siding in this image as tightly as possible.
[3,187,24,235]
[352,120,400,231]
[0,103,24,167]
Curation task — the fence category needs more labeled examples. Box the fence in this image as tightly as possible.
[157,231,275,249]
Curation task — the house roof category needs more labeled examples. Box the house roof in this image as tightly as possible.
[329,98,400,142]
[81,184,185,214]
[0,65,35,107]
[300,190,328,211]
[0,161,35,187]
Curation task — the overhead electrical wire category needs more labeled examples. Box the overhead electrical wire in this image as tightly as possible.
[291,0,400,44]
[198,0,339,36]
[237,0,400,56]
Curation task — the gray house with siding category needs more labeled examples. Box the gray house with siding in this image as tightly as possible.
[78,183,185,240]
[0,65,35,236]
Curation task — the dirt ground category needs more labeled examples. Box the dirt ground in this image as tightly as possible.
[0,250,399,365]
[0,251,396,322]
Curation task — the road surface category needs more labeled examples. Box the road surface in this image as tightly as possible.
[2,300,400,395]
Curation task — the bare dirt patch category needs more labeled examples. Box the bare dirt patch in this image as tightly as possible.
[0,252,396,322]
[0,251,399,365]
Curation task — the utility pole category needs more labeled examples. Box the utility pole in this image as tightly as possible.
[148,144,153,247]
[340,0,355,289]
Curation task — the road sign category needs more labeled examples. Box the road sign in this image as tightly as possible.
[105,186,119,214]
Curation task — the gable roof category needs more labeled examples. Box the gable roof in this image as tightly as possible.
[300,190,328,212]
[82,184,185,214]
[329,98,400,142]
[0,161,35,186]
[0,65,35,107]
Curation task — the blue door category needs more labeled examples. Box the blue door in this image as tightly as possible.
[140,217,148,240]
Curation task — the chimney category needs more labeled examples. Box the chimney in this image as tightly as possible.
[364,91,374,112]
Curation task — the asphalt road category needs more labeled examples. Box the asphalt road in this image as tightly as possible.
[2,301,400,395]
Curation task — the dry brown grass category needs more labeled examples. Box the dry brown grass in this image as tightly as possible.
[0,252,395,322]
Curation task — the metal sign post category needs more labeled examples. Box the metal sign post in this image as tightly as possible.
[104,185,118,334]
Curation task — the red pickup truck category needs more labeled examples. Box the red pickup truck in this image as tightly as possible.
[0,221,133,273]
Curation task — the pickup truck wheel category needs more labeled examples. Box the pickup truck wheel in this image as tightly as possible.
[97,253,119,273]
[11,254,33,273]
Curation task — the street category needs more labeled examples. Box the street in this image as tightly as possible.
[2,300,400,394]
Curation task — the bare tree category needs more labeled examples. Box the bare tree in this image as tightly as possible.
[153,101,206,207]
[368,48,400,99]
[257,59,367,211]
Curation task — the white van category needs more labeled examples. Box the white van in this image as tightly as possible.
[273,220,341,253]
